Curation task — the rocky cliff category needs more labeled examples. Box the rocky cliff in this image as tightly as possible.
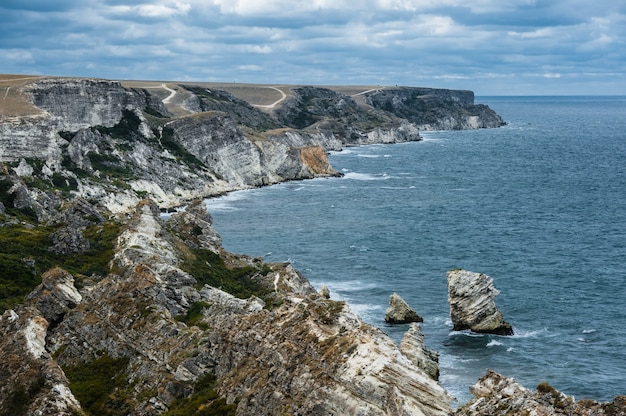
[0,77,503,213]
[362,87,505,130]
[0,199,452,415]
[0,76,515,415]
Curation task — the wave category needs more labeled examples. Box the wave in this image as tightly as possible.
[343,172,390,181]
[357,154,382,158]
[487,340,503,347]
[203,190,253,212]
[510,328,544,339]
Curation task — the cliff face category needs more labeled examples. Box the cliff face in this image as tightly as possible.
[0,78,505,214]
[362,87,505,130]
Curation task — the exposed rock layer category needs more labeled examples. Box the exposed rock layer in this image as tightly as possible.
[447,269,513,335]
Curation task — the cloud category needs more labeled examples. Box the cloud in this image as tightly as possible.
[0,0,625,94]
[136,1,191,18]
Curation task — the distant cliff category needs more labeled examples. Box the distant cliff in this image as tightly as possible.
[0,77,504,213]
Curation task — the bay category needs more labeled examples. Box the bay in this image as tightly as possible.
[204,96,626,404]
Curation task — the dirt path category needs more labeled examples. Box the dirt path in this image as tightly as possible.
[253,86,287,109]
[351,88,382,97]
[161,83,177,104]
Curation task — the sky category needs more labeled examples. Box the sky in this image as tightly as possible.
[1,0,625,95]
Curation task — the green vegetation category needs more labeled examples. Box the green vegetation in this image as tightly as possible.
[51,172,79,193]
[180,248,271,301]
[175,301,212,329]
[0,376,45,416]
[0,178,17,209]
[88,152,134,178]
[95,109,142,142]
[0,221,121,313]
[64,354,131,416]
[160,127,206,169]
[164,373,236,416]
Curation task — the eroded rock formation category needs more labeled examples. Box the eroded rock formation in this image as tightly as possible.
[447,269,513,335]
[385,292,423,324]
[452,369,626,416]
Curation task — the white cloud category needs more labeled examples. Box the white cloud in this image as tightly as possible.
[137,1,191,17]
[507,28,555,38]
[238,64,263,71]
[0,49,34,63]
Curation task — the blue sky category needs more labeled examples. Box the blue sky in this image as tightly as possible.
[1,0,624,95]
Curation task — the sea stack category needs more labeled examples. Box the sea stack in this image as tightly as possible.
[384,292,423,324]
[446,269,513,335]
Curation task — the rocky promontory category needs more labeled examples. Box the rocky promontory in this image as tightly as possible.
[0,199,452,415]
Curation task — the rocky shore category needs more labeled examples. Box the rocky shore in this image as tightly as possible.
[2,76,622,415]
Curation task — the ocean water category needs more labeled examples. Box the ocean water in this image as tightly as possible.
[204,96,626,404]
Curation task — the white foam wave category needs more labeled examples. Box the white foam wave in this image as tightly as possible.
[343,172,388,181]
[204,191,251,212]
[330,148,356,155]
[487,340,503,347]
[320,279,381,294]
[357,154,381,158]
[511,328,543,338]
[582,329,596,334]
[419,133,447,142]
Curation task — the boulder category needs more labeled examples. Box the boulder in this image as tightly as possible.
[25,267,82,326]
[384,292,423,324]
[446,269,513,335]
[319,284,331,299]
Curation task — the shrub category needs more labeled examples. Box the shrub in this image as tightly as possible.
[164,373,236,416]
[0,221,122,313]
[180,248,271,300]
[64,354,131,416]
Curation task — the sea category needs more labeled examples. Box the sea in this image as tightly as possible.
[203,96,626,405]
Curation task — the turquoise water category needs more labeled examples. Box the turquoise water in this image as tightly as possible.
[204,96,626,404]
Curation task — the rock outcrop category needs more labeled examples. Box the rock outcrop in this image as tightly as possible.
[0,200,452,415]
[452,369,626,416]
[400,323,440,381]
[385,292,424,324]
[446,269,513,335]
